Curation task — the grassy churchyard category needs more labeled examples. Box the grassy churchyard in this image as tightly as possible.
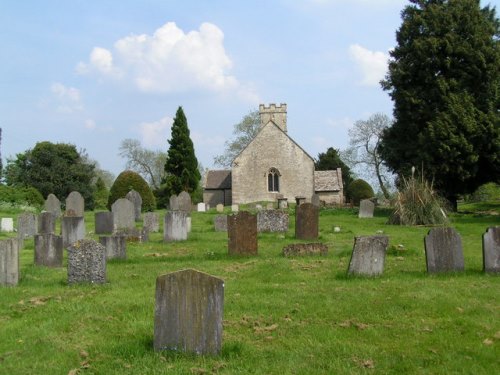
[0,203,499,374]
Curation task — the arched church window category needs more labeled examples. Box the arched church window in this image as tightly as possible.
[267,168,280,192]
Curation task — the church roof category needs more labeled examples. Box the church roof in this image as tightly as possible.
[205,170,232,189]
[314,170,342,191]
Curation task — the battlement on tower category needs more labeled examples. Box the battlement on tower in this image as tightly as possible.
[259,103,287,132]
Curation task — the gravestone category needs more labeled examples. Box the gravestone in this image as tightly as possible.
[95,212,114,234]
[295,203,319,240]
[154,269,224,355]
[216,204,224,213]
[61,216,86,247]
[482,226,500,273]
[143,212,160,233]
[111,198,135,230]
[169,194,179,211]
[186,217,192,233]
[228,212,257,255]
[214,215,228,232]
[1,218,14,232]
[178,191,192,213]
[311,194,320,208]
[266,203,274,210]
[65,191,84,217]
[44,194,62,218]
[424,227,464,273]
[348,236,389,276]
[256,204,263,211]
[34,234,63,267]
[164,211,188,242]
[197,202,206,212]
[0,239,19,286]
[359,199,375,218]
[17,237,24,251]
[231,204,239,212]
[114,227,143,242]
[126,190,142,221]
[257,210,289,232]
[67,239,106,284]
[277,198,288,209]
[38,212,56,234]
[17,213,37,239]
[282,243,328,257]
[99,235,127,260]
[295,196,306,206]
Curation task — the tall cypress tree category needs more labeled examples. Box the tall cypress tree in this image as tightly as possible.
[163,106,201,197]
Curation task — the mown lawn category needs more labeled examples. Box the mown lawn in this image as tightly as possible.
[0,204,499,374]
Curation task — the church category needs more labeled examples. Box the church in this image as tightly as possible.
[203,103,344,206]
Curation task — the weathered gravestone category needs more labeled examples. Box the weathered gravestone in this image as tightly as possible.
[143,212,160,233]
[112,198,135,230]
[359,199,375,218]
[38,212,56,234]
[295,203,319,240]
[61,216,86,247]
[1,218,14,232]
[311,194,321,208]
[348,236,389,276]
[114,227,144,242]
[266,203,274,210]
[424,227,464,273]
[197,202,206,212]
[277,198,288,209]
[295,196,306,206]
[482,226,500,273]
[154,269,224,355]
[65,191,84,217]
[99,235,126,260]
[44,194,61,218]
[214,215,228,232]
[216,204,224,213]
[231,204,239,213]
[178,191,192,213]
[34,234,63,267]
[256,204,263,211]
[257,210,289,233]
[67,239,106,284]
[0,239,19,286]
[95,212,114,234]
[126,190,142,221]
[164,211,188,242]
[169,194,179,211]
[17,213,37,239]
[228,212,257,255]
[282,243,328,257]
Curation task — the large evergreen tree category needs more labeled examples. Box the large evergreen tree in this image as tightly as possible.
[163,106,201,198]
[380,0,500,208]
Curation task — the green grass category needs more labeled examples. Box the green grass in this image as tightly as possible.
[0,204,499,374]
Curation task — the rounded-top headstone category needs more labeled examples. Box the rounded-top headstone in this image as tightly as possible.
[44,194,61,218]
[111,198,135,230]
[126,190,143,221]
[65,191,84,217]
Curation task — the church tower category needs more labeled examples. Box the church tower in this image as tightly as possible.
[259,103,287,132]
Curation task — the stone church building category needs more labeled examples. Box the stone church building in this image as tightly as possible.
[203,104,344,206]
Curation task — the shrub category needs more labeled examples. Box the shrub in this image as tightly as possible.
[346,179,374,205]
[0,185,44,208]
[107,170,156,211]
[470,182,500,202]
[93,177,109,210]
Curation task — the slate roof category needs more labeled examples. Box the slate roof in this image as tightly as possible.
[205,170,232,189]
[314,170,342,192]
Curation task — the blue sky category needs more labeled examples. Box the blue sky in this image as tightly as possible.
[1,0,498,178]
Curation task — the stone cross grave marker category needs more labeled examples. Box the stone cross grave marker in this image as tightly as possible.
[99,235,127,260]
[257,210,289,233]
[424,227,464,273]
[143,212,160,233]
[359,199,375,218]
[44,193,61,218]
[214,215,228,232]
[0,239,19,286]
[67,239,106,284]
[126,190,142,221]
[154,269,224,355]
[61,216,86,247]
[164,211,188,242]
[348,236,389,276]
[216,204,224,213]
[95,212,114,234]
[34,234,63,267]
[295,203,319,240]
[65,191,84,217]
[38,212,56,234]
[482,226,500,273]
[228,212,257,255]
[178,191,192,213]
[1,218,14,232]
[17,213,37,239]
[112,198,135,230]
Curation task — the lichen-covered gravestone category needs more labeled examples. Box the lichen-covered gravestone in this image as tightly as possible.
[257,210,289,233]
[112,198,135,230]
[61,216,86,247]
[65,191,84,217]
[178,191,192,213]
[17,212,37,239]
[154,269,224,355]
[348,236,389,276]
[67,239,106,284]
[214,215,228,232]
[34,234,63,267]
[424,227,464,273]
[126,190,142,221]
[38,212,56,234]
[358,199,375,218]
[44,193,61,218]
[482,226,500,273]
[164,211,188,242]
[295,203,319,240]
[143,212,160,233]
[95,212,114,234]
[0,239,19,286]
[99,235,126,260]
[282,243,328,257]
[1,218,14,232]
[228,212,257,255]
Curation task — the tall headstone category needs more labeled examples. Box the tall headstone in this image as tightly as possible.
[482,226,500,273]
[216,204,224,213]
[359,199,375,218]
[214,215,228,232]
[164,211,188,242]
[348,236,389,276]
[169,194,179,211]
[1,218,14,232]
[38,212,56,234]
[95,212,114,234]
[17,212,37,239]
[61,216,86,247]
[295,203,319,240]
[178,191,192,213]
[65,191,84,217]
[0,239,19,286]
[311,194,320,208]
[126,190,142,221]
[228,212,258,255]
[34,234,63,267]
[67,239,106,284]
[143,212,160,233]
[99,235,127,260]
[424,227,464,273]
[197,202,206,212]
[154,269,224,355]
[44,194,61,218]
[257,210,289,232]
[111,198,135,230]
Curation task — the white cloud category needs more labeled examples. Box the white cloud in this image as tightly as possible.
[348,44,389,86]
[138,116,172,148]
[50,82,83,113]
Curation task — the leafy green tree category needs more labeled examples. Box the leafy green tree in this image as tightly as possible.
[163,107,201,198]
[380,0,500,209]
[93,177,109,210]
[213,110,260,167]
[315,147,354,194]
[4,142,96,209]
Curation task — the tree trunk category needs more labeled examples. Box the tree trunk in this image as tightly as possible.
[375,164,391,200]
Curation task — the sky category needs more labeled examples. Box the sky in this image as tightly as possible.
[1,0,499,180]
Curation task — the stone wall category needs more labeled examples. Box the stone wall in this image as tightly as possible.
[203,189,232,207]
